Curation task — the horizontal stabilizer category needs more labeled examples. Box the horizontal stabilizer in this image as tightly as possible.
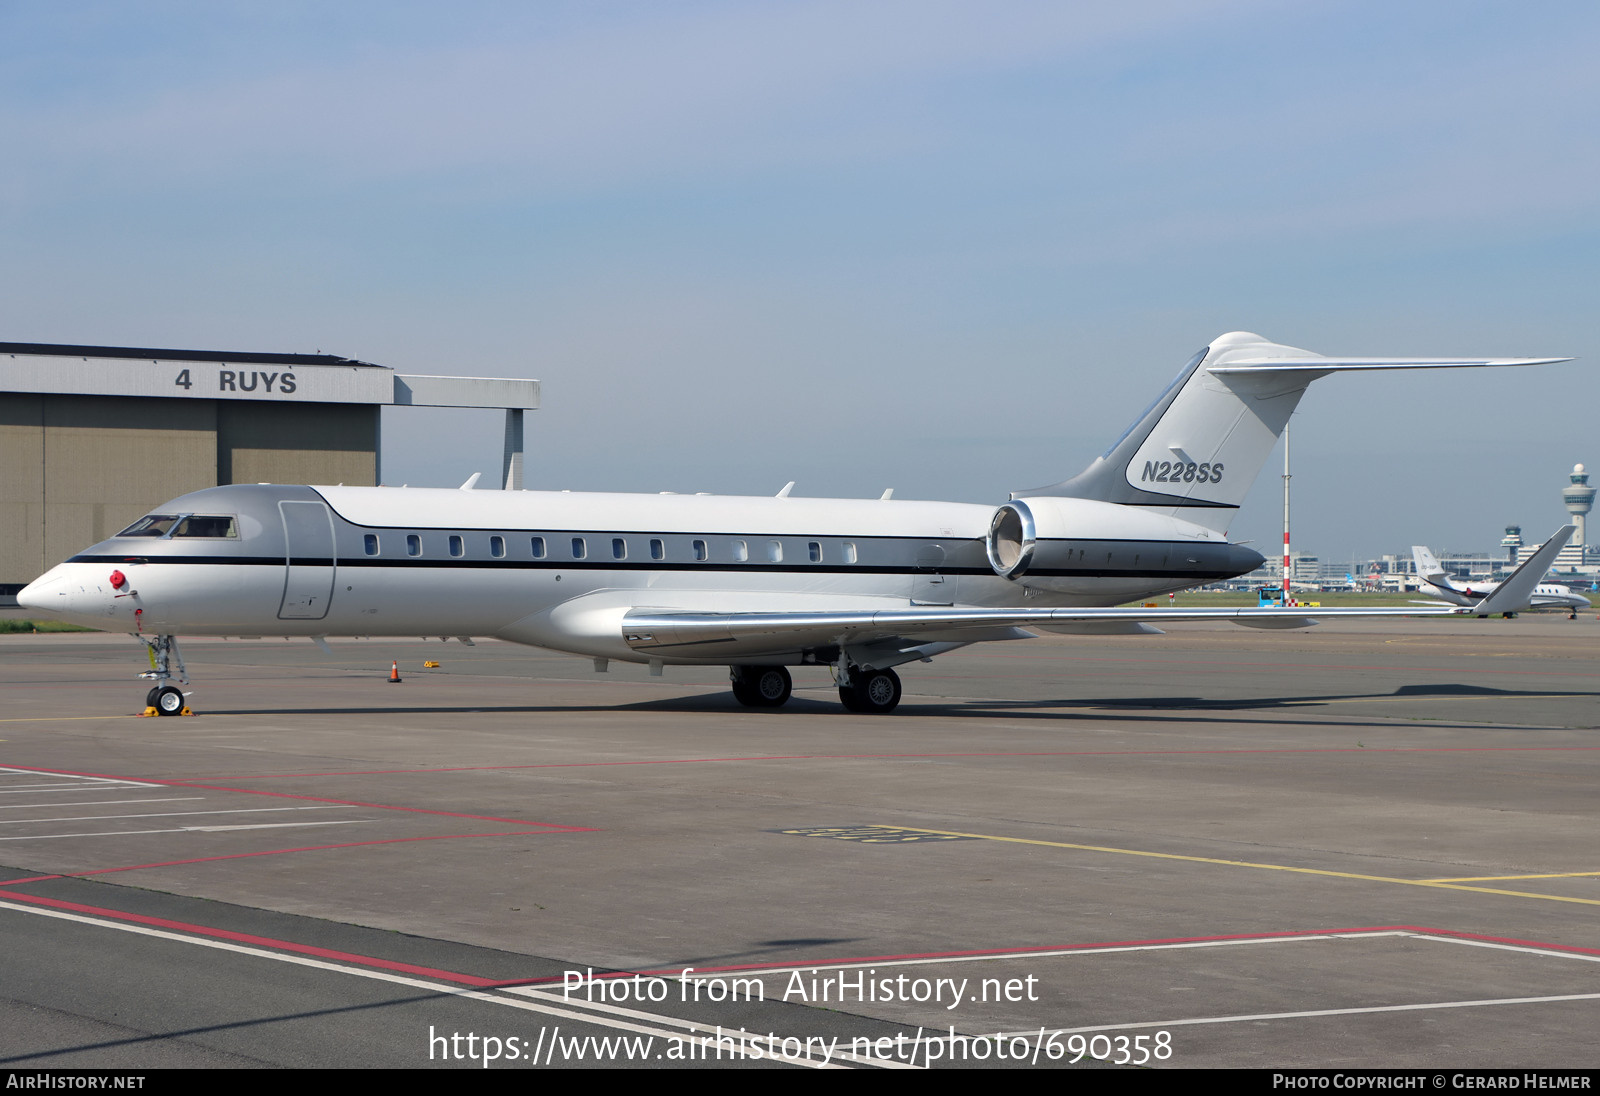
[1209,356,1569,373]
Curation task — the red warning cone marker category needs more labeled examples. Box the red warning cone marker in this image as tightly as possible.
[388,660,402,683]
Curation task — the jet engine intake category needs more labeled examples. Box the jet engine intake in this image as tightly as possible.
[986,501,1036,579]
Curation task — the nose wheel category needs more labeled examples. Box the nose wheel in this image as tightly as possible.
[146,685,187,716]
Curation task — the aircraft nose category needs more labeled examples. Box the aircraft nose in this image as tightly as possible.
[15,565,116,625]
[16,571,61,613]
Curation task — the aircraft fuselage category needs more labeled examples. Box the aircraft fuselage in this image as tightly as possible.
[23,483,1263,666]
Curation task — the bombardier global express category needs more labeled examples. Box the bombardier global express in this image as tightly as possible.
[18,331,1570,715]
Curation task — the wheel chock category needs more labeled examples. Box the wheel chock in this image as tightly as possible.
[140,706,159,717]
[180,707,195,716]
[423,661,440,668]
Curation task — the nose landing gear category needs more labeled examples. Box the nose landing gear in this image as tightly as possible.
[137,634,192,716]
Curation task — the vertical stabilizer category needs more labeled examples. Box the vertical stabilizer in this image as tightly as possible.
[1018,333,1568,536]
[1411,545,1447,585]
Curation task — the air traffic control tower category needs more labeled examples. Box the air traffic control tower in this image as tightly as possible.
[0,342,539,604]
[1563,463,1594,561]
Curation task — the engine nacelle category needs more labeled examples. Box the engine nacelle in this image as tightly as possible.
[985,500,1038,579]
[985,497,1264,594]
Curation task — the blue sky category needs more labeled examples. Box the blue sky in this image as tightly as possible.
[4,1,1596,562]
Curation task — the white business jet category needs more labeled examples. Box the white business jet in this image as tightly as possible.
[18,332,1569,715]
[1411,533,1588,617]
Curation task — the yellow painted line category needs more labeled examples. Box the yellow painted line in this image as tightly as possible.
[0,715,155,723]
[1423,872,1600,883]
[897,826,1600,908]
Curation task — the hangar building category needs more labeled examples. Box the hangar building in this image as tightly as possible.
[1,342,539,603]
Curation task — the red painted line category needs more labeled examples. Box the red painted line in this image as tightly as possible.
[1392,925,1600,959]
[0,830,589,885]
[207,744,1600,780]
[0,889,503,987]
[0,764,587,831]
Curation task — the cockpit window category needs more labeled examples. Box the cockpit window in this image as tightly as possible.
[171,515,238,538]
[117,515,179,537]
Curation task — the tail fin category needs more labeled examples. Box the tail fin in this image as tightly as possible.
[1411,545,1447,585]
[1019,332,1568,535]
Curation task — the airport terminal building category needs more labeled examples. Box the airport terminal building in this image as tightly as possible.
[0,342,538,603]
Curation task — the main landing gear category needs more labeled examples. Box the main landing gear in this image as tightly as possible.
[730,665,792,708]
[137,634,191,716]
[838,666,902,714]
[727,662,903,713]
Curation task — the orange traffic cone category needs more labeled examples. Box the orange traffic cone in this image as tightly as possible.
[388,660,402,683]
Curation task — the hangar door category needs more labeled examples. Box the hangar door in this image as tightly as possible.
[278,500,336,620]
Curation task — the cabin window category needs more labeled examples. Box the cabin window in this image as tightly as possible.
[531,536,546,558]
[490,535,505,558]
[693,539,708,561]
[364,534,379,556]
[612,537,627,560]
[808,541,822,562]
[572,537,587,559]
[449,535,464,557]
[406,534,422,557]
[733,540,748,562]
[117,515,179,537]
[172,515,238,538]
[768,540,783,563]
[843,541,857,564]
[650,538,664,560]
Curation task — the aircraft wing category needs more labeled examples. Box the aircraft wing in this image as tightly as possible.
[1469,525,1576,616]
[620,602,1459,659]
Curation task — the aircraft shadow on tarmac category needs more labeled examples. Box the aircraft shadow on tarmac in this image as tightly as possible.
[202,682,1600,723]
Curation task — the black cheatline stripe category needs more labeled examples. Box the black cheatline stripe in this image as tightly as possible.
[66,553,1241,582]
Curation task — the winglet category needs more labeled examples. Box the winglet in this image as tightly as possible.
[1470,525,1576,616]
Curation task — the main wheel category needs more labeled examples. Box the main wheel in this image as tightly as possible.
[730,666,792,708]
[838,667,901,714]
[154,686,185,716]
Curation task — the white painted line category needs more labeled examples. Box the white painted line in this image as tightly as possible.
[0,768,162,789]
[985,991,1600,1040]
[1407,932,1600,965]
[0,798,206,810]
[0,782,163,793]
[499,984,915,1069]
[183,822,375,832]
[0,899,865,1069]
[0,805,344,825]
[0,821,370,840]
